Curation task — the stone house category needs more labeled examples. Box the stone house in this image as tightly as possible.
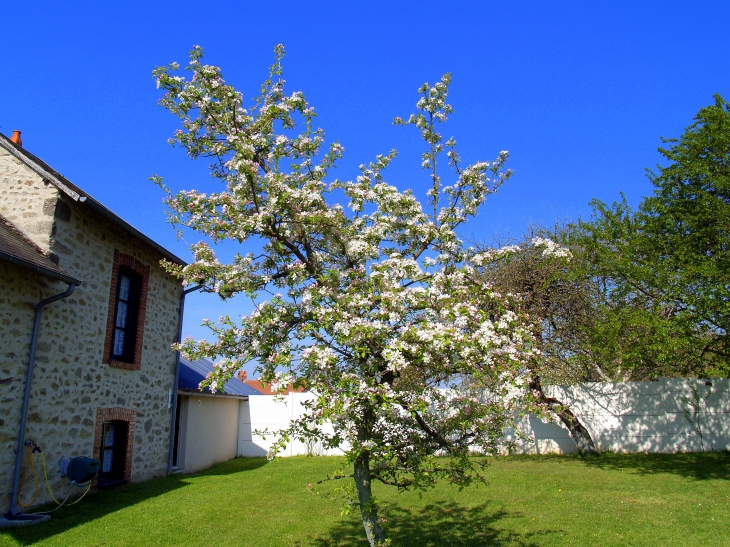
[0,131,186,516]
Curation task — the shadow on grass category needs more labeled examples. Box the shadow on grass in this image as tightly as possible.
[3,457,268,545]
[501,451,730,481]
[190,455,269,477]
[310,501,552,547]
[580,451,730,481]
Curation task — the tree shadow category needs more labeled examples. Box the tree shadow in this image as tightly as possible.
[310,501,554,547]
[3,457,268,545]
[190,455,269,477]
[580,451,730,481]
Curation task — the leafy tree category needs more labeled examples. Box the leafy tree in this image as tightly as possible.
[153,46,542,546]
[574,94,730,380]
[472,234,600,454]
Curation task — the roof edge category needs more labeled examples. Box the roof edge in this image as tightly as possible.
[0,214,82,285]
[0,133,186,266]
[177,388,249,400]
[0,250,81,285]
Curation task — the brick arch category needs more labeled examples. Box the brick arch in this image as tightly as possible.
[93,406,136,485]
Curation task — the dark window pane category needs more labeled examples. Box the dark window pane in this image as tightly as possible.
[110,267,142,363]
[113,329,125,356]
[104,424,115,447]
[102,448,114,473]
[118,275,130,301]
[115,302,128,328]
[99,420,128,487]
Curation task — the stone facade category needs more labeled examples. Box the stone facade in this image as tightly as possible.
[0,144,183,512]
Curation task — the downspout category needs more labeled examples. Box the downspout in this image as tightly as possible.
[167,284,203,474]
[7,282,78,518]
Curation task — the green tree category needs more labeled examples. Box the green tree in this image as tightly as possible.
[473,232,601,454]
[153,45,543,547]
[576,94,730,379]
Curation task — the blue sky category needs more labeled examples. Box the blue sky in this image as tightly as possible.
[2,1,729,353]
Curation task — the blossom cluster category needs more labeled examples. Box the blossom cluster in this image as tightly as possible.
[157,45,546,516]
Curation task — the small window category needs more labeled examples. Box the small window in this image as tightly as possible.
[111,269,142,363]
[99,420,129,488]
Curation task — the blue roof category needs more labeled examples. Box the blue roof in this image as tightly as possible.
[178,357,262,396]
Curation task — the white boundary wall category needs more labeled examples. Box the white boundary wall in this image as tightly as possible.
[238,392,344,457]
[238,378,730,457]
[511,377,730,454]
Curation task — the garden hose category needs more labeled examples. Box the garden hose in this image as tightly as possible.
[32,481,93,514]
[40,451,63,505]
[34,451,93,513]
[17,439,95,514]
[17,444,39,507]
[68,481,92,505]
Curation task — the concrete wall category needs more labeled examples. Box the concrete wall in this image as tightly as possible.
[511,377,730,454]
[237,379,730,458]
[239,392,342,458]
[0,147,183,511]
[178,395,241,473]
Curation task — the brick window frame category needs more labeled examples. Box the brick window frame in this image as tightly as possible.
[93,407,136,486]
[103,250,150,370]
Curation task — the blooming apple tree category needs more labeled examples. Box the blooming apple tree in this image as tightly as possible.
[154,45,542,546]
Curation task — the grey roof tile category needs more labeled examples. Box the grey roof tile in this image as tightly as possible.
[179,356,263,396]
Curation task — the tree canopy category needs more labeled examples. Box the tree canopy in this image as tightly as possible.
[154,45,543,546]
[573,94,730,379]
[472,233,600,453]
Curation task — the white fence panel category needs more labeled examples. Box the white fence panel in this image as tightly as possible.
[238,377,730,457]
[238,392,344,457]
[510,377,730,454]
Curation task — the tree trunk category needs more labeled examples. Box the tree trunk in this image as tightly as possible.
[553,404,599,456]
[529,376,599,456]
[354,452,386,547]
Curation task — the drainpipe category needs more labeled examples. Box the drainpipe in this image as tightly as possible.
[8,282,78,518]
[167,284,203,474]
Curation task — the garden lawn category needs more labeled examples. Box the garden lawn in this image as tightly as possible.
[1,452,728,547]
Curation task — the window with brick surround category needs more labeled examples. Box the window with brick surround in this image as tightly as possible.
[104,250,150,370]
[111,269,141,362]
[93,407,135,487]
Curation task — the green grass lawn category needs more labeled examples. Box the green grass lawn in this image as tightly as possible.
[2,452,728,546]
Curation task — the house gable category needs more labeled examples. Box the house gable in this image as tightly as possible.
[0,133,186,514]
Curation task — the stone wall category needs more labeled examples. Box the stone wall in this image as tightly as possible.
[0,147,183,512]
[0,148,58,254]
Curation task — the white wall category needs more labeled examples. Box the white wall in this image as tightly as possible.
[238,378,730,457]
[180,395,241,472]
[239,392,343,457]
[509,377,730,454]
